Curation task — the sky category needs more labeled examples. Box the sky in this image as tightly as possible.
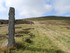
[0,0,70,19]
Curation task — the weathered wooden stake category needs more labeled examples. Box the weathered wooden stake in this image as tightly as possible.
[8,7,15,47]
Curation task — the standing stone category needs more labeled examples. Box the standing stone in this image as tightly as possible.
[7,7,15,47]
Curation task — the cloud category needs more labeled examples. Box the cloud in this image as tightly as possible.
[52,0,70,15]
[5,0,52,18]
[0,0,6,12]
[0,0,70,19]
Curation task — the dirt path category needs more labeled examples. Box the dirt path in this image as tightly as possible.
[34,21,70,53]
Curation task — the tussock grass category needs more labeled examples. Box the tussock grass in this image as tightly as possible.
[0,19,70,53]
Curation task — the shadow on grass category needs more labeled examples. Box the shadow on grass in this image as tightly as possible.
[15,34,23,37]
[15,30,30,34]
[15,27,22,29]
[66,27,70,29]
[16,43,64,53]
[23,28,34,31]
[0,35,7,40]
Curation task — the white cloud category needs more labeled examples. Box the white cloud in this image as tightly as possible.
[5,0,52,17]
[0,0,70,19]
[52,0,70,15]
[0,0,6,12]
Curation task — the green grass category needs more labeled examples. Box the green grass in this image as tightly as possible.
[0,17,70,53]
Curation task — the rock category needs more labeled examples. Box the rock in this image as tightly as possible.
[8,7,15,47]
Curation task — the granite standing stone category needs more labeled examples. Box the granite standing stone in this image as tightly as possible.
[8,7,15,47]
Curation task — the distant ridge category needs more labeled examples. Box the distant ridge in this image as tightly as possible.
[0,16,70,24]
[0,16,70,20]
[25,16,70,20]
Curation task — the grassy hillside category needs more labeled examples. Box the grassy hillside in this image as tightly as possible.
[0,16,70,53]
[25,16,70,20]
[0,16,70,24]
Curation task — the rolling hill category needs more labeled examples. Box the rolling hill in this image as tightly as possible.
[0,16,70,53]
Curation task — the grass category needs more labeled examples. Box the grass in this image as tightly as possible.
[0,17,70,53]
